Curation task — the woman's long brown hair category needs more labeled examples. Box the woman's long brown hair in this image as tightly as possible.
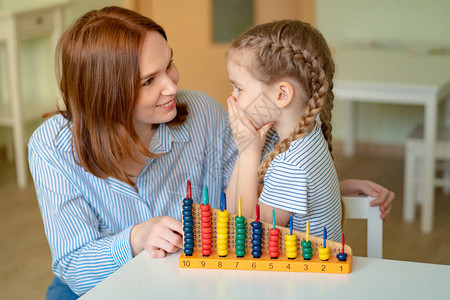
[52,6,188,185]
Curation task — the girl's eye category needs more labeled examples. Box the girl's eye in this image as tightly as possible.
[142,77,154,86]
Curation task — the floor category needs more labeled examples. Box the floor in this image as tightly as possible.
[0,148,449,299]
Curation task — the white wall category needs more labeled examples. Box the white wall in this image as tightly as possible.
[317,0,450,146]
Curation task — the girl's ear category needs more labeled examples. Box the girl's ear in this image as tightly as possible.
[275,81,295,109]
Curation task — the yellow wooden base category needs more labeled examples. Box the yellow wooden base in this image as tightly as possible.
[179,251,351,274]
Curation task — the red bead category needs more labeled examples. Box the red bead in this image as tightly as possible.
[200,204,211,211]
[201,249,212,256]
[202,243,212,250]
[202,233,212,239]
[201,216,211,222]
[201,227,212,234]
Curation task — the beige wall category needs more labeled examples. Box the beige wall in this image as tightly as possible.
[128,0,315,107]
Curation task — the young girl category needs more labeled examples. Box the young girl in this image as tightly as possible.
[226,20,342,241]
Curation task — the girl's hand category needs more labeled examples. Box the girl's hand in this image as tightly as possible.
[130,216,183,258]
[227,96,274,155]
[340,179,394,220]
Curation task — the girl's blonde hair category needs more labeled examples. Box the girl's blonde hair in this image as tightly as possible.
[228,19,335,185]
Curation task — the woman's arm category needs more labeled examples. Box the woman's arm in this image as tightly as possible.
[30,147,182,295]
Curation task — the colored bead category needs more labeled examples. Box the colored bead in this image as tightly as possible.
[200,203,212,257]
[285,233,297,259]
[182,188,194,256]
[318,246,330,261]
[337,252,348,261]
[268,228,280,259]
[235,215,246,257]
[301,240,313,260]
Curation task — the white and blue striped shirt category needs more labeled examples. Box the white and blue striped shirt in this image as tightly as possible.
[28,90,237,295]
[259,124,342,242]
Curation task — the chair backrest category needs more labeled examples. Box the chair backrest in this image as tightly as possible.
[342,196,383,258]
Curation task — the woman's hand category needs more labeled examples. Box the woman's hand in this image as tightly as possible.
[340,179,394,220]
[130,216,183,258]
[227,96,274,155]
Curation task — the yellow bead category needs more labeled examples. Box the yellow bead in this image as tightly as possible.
[217,234,228,241]
[217,244,228,250]
[318,246,330,261]
[217,238,228,245]
[285,234,296,241]
[217,227,228,234]
[286,251,297,259]
[286,246,297,252]
[285,240,296,247]
[218,211,229,217]
[218,218,228,224]
[218,250,228,256]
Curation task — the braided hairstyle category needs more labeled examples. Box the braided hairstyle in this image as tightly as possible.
[228,19,335,186]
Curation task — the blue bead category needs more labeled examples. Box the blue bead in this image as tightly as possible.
[184,232,194,238]
[183,221,193,228]
[182,210,192,216]
[184,237,194,244]
[251,221,261,228]
[184,243,194,249]
[184,248,194,255]
[183,216,193,222]
[252,251,262,257]
[183,226,193,233]
[252,228,263,235]
[251,239,262,245]
[183,198,193,205]
[182,204,192,210]
[252,234,262,240]
[252,244,262,251]
[337,253,348,261]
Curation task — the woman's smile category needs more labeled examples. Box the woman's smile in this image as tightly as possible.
[156,98,177,110]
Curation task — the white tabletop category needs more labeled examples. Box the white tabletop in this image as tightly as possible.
[82,250,450,300]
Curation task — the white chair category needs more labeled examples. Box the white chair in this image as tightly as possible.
[342,195,382,258]
[403,125,450,223]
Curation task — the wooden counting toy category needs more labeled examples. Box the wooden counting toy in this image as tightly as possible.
[180,183,353,274]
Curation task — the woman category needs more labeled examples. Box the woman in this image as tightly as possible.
[29,6,393,298]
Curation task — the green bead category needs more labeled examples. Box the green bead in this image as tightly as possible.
[302,247,313,254]
[301,240,312,248]
[235,216,245,223]
[236,222,246,228]
[235,244,246,251]
[236,250,246,257]
[236,233,246,240]
[302,252,313,260]
[236,228,247,234]
[235,239,245,245]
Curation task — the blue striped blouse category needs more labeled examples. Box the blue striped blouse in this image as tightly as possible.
[28,90,237,295]
[259,124,342,242]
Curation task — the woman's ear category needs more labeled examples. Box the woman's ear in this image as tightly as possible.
[275,81,295,109]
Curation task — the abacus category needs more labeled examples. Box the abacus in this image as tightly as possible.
[180,181,352,274]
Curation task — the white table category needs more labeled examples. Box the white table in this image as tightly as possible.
[333,48,450,233]
[82,250,450,300]
[0,1,67,188]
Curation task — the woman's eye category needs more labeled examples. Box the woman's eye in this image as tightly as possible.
[142,77,154,86]
[167,59,174,70]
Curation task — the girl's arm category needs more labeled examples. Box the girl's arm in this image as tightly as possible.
[225,96,274,216]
